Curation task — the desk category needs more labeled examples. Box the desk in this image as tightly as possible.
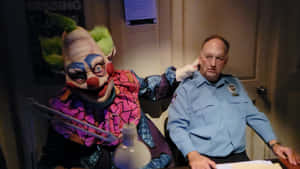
[171,158,300,169]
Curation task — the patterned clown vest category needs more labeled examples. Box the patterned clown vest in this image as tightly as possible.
[50,70,141,146]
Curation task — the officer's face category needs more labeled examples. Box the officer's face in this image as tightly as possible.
[199,38,228,82]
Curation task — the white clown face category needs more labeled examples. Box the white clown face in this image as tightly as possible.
[65,53,109,90]
[63,27,115,102]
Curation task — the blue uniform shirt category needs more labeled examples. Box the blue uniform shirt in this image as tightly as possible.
[167,71,277,157]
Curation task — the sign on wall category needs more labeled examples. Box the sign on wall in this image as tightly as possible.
[123,0,157,25]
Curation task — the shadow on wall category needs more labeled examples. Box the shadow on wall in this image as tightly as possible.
[274,69,300,152]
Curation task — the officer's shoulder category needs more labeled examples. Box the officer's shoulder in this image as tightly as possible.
[222,73,239,81]
[222,74,243,88]
[177,75,198,92]
[180,74,197,86]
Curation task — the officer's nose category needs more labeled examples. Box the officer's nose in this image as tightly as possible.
[211,57,216,67]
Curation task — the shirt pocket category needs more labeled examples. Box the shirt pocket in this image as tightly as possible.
[190,98,219,126]
[227,96,249,119]
[189,127,212,139]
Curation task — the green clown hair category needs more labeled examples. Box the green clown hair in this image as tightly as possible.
[89,26,115,56]
[39,13,115,70]
[39,36,64,69]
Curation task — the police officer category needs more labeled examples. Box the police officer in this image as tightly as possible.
[167,35,300,169]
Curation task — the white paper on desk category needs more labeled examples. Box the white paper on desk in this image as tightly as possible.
[216,160,282,169]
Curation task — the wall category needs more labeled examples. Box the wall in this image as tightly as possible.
[1,0,30,168]
[1,0,64,168]
[269,0,300,153]
[0,54,20,169]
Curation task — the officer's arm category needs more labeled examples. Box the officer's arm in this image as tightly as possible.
[235,77,277,143]
[167,86,196,157]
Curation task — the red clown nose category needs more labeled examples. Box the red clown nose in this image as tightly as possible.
[106,62,114,75]
[87,77,99,88]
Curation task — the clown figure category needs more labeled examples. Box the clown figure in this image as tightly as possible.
[37,14,198,169]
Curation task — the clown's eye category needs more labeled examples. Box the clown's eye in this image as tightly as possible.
[92,63,105,76]
[94,64,102,73]
[67,68,87,83]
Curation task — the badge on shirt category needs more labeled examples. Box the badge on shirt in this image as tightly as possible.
[228,84,239,96]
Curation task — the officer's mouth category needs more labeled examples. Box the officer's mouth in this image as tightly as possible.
[207,69,217,74]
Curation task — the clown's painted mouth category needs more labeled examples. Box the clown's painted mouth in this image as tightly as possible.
[97,80,114,102]
[72,81,114,103]
[98,82,109,97]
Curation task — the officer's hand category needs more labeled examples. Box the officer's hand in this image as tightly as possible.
[175,59,199,82]
[272,144,300,165]
[187,151,216,169]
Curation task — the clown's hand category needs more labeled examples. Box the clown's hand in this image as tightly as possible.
[175,59,199,82]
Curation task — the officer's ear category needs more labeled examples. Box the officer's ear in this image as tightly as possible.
[198,53,203,66]
[224,55,229,65]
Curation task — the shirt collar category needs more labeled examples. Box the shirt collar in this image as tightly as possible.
[193,71,229,88]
